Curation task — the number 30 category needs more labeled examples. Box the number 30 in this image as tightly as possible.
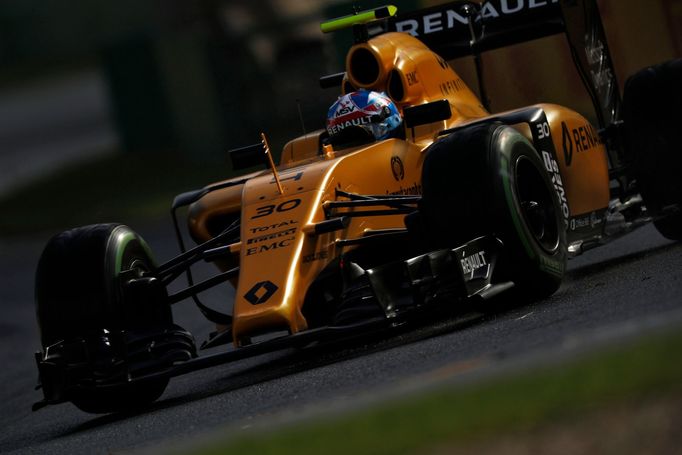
[251,198,302,219]
[536,122,550,139]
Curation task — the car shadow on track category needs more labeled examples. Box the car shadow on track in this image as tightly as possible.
[58,302,527,436]
[566,241,678,281]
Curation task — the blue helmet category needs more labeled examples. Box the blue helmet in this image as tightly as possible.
[326,90,402,143]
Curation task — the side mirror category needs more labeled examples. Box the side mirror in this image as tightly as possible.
[229,143,267,170]
[403,99,452,128]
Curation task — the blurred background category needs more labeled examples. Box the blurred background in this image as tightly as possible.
[0,0,679,238]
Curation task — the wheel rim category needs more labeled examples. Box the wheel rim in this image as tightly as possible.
[515,156,560,253]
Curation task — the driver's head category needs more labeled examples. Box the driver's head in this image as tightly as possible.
[326,90,402,146]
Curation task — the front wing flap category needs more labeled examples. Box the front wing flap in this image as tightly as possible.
[367,235,509,319]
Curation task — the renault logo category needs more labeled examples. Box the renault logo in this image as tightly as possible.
[244,281,278,305]
[562,121,573,166]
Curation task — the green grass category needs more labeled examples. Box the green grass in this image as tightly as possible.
[184,327,682,455]
[0,151,233,237]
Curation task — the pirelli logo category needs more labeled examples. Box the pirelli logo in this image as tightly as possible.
[246,228,296,245]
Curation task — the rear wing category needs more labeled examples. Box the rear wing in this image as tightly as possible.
[385,0,620,129]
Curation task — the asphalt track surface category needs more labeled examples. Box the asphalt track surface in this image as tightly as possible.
[0,222,680,454]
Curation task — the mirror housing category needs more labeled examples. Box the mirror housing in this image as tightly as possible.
[403,100,451,128]
[229,143,266,170]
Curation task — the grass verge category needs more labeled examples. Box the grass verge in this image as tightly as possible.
[0,151,232,237]
[180,327,682,455]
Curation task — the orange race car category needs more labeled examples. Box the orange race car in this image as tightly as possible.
[33,0,681,413]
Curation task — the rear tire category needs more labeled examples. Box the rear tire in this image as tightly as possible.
[36,223,171,413]
[623,58,682,240]
[420,124,566,299]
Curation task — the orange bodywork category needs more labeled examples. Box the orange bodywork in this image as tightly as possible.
[187,32,611,345]
[544,105,610,218]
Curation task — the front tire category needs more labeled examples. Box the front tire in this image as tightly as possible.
[420,124,566,299]
[36,223,172,413]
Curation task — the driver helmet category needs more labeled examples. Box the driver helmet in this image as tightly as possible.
[326,90,402,143]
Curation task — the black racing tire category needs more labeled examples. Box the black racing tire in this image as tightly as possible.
[420,123,566,300]
[623,58,682,240]
[35,223,171,413]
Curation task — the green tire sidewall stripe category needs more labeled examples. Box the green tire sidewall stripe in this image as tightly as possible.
[112,227,156,276]
[499,143,537,262]
[114,229,137,275]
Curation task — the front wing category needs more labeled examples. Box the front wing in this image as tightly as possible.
[33,234,510,410]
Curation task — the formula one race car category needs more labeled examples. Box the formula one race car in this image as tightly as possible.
[33,0,681,413]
